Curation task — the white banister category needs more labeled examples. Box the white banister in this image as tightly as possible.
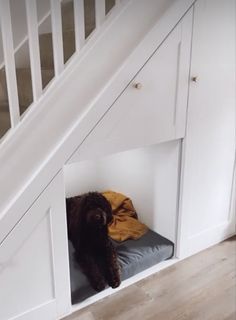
[74,0,85,51]
[0,0,20,128]
[95,0,106,27]
[50,0,64,75]
[25,0,43,101]
[0,0,124,142]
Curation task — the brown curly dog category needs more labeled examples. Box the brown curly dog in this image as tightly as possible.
[66,192,121,292]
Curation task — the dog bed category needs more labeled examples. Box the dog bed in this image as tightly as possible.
[69,229,174,304]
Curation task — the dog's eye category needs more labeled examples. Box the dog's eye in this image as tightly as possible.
[95,214,100,220]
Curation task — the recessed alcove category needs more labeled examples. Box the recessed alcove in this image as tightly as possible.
[64,139,181,305]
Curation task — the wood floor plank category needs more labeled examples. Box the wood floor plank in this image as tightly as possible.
[63,237,236,320]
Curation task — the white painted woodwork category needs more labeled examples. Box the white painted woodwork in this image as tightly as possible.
[73,0,85,51]
[178,0,236,258]
[0,0,52,67]
[50,0,64,75]
[68,10,192,162]
[0,0,188,243]
[0,1,202,318]
[95,0,106,27]
[0,0,20,127]
[65,140,181,243]
[0,0,235,317]
[25,0,43,101]
[0,171,71,320]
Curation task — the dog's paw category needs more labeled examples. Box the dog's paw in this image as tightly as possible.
[110,280,121,289]
[109,276,121,289]
[92,279,106,292]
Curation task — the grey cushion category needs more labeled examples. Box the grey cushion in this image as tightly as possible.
[69,230,174,304]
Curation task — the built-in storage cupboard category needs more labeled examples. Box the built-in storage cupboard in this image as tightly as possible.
[0,1,235,319]
[178,0,236,257]
[69,11,192,161]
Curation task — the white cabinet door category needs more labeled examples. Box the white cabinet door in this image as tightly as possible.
[0,171,71,320]
[178,0,236,258]
[68,9,193,163]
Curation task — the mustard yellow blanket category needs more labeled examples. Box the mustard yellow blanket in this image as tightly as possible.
[102,191,148,242]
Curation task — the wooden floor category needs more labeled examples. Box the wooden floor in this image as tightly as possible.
[64,237,236,320]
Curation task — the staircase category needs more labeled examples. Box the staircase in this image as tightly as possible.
[0,0,196,244]
[0,0,116,141]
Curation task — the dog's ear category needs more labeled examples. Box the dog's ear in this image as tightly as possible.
[94,193,114,225]
[104,199,113,225]
[66,196,83,248]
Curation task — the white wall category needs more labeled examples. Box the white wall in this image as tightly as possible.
[64,140,181,242]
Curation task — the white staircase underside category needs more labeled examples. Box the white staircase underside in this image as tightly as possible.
[0,0,195,244]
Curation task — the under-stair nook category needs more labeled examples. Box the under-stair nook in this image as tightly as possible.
[0,0,235,320]
[65,141,179,305]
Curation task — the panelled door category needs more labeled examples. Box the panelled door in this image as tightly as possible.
[68,9,193,163]
[178,0,236,258]
[0,171,71,320]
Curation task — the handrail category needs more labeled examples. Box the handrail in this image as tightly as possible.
[0,0,123,142]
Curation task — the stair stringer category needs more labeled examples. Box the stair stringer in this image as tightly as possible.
[0,0,195,244]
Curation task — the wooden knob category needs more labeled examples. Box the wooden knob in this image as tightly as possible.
[191,76,198,83]
[134,82,142,89]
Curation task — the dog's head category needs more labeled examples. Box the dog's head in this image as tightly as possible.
[67,192,113,250]
[86,207,108,228]
[80,192,113,229]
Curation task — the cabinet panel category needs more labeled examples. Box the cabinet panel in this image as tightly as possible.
[0,212,54,320]
[179,0,236,257]
[69,10,193,162]
[0,171,71,320]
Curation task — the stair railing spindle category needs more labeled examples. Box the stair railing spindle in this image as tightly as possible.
[50,0,64,76]
[25,0,43,101]
[73,0,85,51]
[0,0,20,128]
[95,0,106,27]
